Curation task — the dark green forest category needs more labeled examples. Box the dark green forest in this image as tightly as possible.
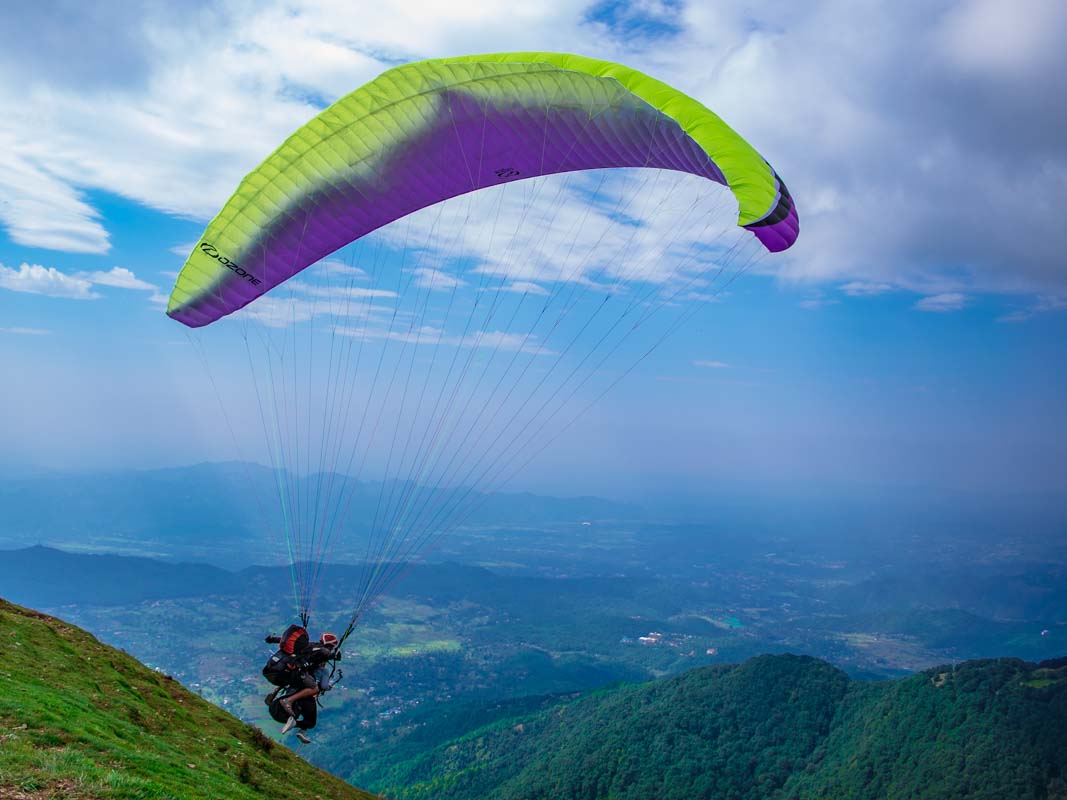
[353,654,1067,800]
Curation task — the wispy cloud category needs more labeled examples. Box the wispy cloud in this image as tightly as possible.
[998,294,1067,322]
[799,293,840,310]
[380,169,746,293]
[319,260,368,279]
[292,282,396,301]
[694,360,730,369]
[233,295,319,327]
[412,267,465,292]
[656,374,761,388]
[0,141,111,254]
[0,0,606,259]
[1031,294,1065,313]
[170,241,198,258]
[469,330,551,355]
[233,289,399,328]
[841,281,894,297]
[0,262,99,299]
[0,261,185,308]
[0,326,50,335]
[80,266,157,291]
[586,0,683,40]
[676,1,1067,298]
[501,281,550,296]
[914,292,968,313]
[334,322,553,355]
[679,290,729,303]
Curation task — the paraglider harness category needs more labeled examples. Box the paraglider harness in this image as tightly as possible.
[262,623,311,687]
[262,623,344,699]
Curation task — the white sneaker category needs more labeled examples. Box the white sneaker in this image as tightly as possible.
[295,731,311,744]
[281,716,298,735]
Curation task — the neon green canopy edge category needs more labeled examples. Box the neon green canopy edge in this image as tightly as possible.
[436,52,777,226]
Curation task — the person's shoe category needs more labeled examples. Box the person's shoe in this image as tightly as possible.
[281,716,298,735]
[264,688,280,706]
[295,730,311,744]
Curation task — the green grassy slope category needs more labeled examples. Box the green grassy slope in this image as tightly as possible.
[0,598,376,800]
[373,654,1067,800]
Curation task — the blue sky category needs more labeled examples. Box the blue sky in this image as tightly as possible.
[1,0,1065,501]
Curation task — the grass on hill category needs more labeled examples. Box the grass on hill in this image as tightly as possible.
[0,598,376,800]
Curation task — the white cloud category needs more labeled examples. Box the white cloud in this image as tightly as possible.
[81,266,157,291]
[334,322,552,355]
[233,284,399,327]
[319,259,369,279]
[234,295,327,327]
[0,0,603,257]
[997,294,1067,323]
[290,283,400,323]
[997,310,1029,324]
[937,0,1065,78]
[502,281,550,296]
[694,360,730,369]
[0,262,99,299]
[1032,295,1065,313]
[0,137,111,253]
[799,293,840,310]
[672,2,1067,297]
[841,281,894,297]
[291,282,396,300]
[0,261,166,304]
[0,327,50,335]
[680,291,728,303]
[170,241,198,258]
[914,292,968,313]
[2,0,1065,307]
[412,267,465,292]
[378,170,747,293]
[333,321,446,345]
[465,329,550,355]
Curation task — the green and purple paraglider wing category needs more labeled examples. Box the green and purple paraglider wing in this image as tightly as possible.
[167,51,798,328]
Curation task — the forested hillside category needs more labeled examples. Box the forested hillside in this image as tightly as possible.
[361,654,1067,799]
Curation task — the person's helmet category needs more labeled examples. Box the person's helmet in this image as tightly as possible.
[320,632,339,647]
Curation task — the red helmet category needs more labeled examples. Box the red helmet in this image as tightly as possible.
[320,632,339,647]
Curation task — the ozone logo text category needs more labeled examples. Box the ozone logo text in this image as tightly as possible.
[200,242,262,286]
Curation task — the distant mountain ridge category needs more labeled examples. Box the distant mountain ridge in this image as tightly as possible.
[0,461,641,565]
[0,544,640,612]
[0,544,499,608]
[353,653,1067,799]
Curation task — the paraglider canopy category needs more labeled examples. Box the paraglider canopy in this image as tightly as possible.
[168,52,797,329]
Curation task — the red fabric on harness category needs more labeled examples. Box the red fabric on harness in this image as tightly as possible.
[281,626,308,655]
